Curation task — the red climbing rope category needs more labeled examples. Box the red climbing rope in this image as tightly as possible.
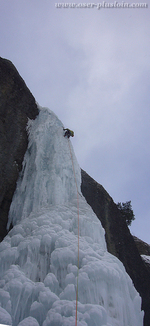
[68,139,80,326]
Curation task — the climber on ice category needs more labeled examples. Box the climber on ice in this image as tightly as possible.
[63,128,74,138]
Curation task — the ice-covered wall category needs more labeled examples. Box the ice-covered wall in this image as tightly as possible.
[0,107,143,326]
[8,108,81,227]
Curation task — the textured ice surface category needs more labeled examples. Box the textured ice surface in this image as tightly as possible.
[17,316,40,326]
[0,306,12,325]
[0,107,143,325]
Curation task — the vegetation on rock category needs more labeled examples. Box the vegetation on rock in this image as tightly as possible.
[117,200,135,226]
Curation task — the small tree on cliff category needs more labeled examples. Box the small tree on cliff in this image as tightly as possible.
[116,201,135,226]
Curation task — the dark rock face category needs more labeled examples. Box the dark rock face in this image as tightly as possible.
[81,169,150,326]
[133,236,150,256]
[0,57,39,241]
[133,236,150,276]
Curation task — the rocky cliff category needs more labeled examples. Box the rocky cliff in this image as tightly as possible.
[0,58,150,326]
[133,236,150,256]
[81,170,150,326]
[133,236,150,276]
[0,57,39,241]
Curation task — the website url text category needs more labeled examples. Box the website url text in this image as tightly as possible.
[55,2,148,9]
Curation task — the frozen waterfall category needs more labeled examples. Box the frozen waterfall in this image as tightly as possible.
[0,107,143,326]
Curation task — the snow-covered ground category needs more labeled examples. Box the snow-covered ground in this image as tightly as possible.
[0,107,143,326]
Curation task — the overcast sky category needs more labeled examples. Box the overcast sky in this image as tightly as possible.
[1,0,150,243]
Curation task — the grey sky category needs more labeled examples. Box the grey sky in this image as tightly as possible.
[1,0,150,243]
